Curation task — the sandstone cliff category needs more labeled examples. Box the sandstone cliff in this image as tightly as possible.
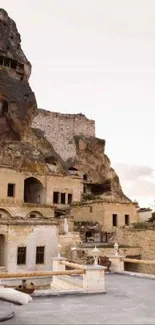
[0,9,131,203]
[0,9,65,174]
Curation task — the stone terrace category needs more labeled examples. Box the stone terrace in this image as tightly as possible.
[2,273,155,324]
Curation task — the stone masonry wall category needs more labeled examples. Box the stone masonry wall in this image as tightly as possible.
[71,201,138,231]
[7,224,58,273]
[115,228,155,274]
[32,110,95,161]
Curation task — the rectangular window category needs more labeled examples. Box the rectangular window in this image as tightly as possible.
[61,193,66,204]
[17,247,26,265]
[7,183,15,197]
[125,214,130,226]
[53,192,59,204]
[36,246,45,264]
[68,193,72,204]
[112,214,118,227]
[89,206,93,213]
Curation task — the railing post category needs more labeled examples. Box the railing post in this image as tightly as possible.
[82,265,106,292]
[51,256,67,288]
[108,255,125,272]
[51,256,67,272]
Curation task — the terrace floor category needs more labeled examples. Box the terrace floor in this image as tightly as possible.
[1,273,155,324]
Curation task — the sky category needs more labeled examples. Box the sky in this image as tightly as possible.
[1,0,155,208]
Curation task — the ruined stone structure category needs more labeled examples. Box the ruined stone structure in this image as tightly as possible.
[0,9,139,273]
[32,110,128,200]
[32,110,95,162]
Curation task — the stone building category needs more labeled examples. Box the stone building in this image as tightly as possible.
[0,8,139,272]
[138,208,152,222]
[32,111,139,244]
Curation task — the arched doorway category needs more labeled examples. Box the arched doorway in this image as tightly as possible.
[0,235,6,266]
[24,177,45,204]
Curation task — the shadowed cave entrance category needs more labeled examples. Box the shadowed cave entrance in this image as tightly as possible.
[24,177,45,204]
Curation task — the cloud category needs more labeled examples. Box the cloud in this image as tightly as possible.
[113,163,155,205]
[114,164,153,181]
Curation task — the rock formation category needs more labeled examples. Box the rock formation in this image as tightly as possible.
[66,135,130,202]
[0,8,130,202]
[0,9,36,140]
[33,110,130,202]
[0,9,64,174]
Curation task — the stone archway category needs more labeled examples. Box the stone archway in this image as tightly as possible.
[0,209,12,219]
[26,211,45,219]
[24,177,45,204]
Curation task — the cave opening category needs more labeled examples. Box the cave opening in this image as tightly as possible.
[0,100,8,114]
[91,181,111,195]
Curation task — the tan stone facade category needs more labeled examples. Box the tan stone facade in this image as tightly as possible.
[0,164,139,273]
[0,9,142,276]
[0,222,58,273]
[0,166,83,273]
[0,167,82,211]
[71,201,138,231]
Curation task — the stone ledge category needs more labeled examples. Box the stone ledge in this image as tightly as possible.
[32,288,106,297]
[114,270,155,279]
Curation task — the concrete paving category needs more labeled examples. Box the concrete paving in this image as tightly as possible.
[0,302,14,322]
[1,273,155,324]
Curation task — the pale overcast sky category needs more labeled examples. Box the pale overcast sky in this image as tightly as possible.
[1,0,155,207]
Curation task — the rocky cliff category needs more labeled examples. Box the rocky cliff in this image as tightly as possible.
[33,110,130,202]
[0,9,131,202]
[0,9,36,140]
[0,9,64,174]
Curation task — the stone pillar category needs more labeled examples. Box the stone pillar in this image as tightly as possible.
[63,218,69,234]
[51,256,67,272]
[108,255,125,273]
[65,193,68,205]
[58,192,61,204]
[51,256,67,288]
[82,265,106,292]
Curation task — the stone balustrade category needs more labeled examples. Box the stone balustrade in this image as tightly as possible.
[51,256,106,293]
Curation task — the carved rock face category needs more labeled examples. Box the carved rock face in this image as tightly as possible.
[0,9,37,141]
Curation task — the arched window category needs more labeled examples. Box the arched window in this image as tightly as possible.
[0,208,12,219]
[24,177,45,204]
[26,211,45,219]
[45,156,57,166]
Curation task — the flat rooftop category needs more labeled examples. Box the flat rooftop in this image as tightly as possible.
[2,274,155,324]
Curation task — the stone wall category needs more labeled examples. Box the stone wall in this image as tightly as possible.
[0,167,82,212]
[1,224,58,273]
[115,228,155,274]
[71,201,138,231]
[138,210,152,222]
[82,246,141,258]
[32,110,95,161]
